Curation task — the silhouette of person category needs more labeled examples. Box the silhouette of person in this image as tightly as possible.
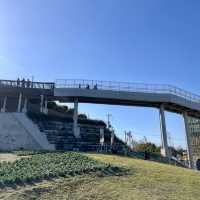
[22,78,25,88]
[17,78,20,87]
[27,79,31,88]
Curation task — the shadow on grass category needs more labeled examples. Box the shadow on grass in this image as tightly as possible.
[91,165,131,178]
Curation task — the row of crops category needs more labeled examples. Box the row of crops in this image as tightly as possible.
[0,152,119,186]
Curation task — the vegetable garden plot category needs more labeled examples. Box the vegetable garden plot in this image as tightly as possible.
[0,152,122,186]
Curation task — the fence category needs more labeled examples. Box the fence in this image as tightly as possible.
[0,79,55,90]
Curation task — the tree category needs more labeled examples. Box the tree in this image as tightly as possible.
[78,114,87,119]
[135,141,160,153]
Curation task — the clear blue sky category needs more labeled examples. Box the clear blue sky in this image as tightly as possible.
[1,0,200,147]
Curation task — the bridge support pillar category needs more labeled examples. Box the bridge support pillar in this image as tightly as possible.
[183,112,193,169]
[43,98,48,115]
[73,98,80,138]
[100,128,105,146]
[40,95,44,113]
[17,93,22,112]
[159,104,170,159]
[22,97,28,113]
[111,129,115,146]
[1,96,7,112]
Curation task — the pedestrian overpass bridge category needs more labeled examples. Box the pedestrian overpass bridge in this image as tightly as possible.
[1,79,200,117]
[0,78,199,168]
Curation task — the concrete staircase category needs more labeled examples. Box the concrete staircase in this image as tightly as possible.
[26,112,126,151]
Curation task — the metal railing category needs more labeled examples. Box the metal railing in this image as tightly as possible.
[0,79,55,90]
[56,79,200,104]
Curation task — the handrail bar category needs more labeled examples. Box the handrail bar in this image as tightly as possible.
[0,79,55,84]
[0,79,55,90]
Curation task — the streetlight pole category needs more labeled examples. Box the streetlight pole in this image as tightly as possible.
[106,113,112,129]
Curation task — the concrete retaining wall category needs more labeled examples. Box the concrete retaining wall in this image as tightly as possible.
[0,113,55,151]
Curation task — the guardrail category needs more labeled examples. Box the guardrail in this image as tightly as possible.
[56,79,200,104]
[0,80,55,90]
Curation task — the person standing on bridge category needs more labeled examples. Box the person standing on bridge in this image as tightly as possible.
[94,84,98,90]
[17,78,20,87]
[27,79,31,88]
[86,84,90,89]
[21,78,25,88]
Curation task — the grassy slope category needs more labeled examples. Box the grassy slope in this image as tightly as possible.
[1,153,200,200]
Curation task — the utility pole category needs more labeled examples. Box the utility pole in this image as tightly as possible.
[31,76,34,82]
[106,113,112,129]
[31,76,34,88]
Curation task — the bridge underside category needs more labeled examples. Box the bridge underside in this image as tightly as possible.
[1,87,200,118]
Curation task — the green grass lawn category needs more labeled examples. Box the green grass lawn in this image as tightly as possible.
[1,153,200,200]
